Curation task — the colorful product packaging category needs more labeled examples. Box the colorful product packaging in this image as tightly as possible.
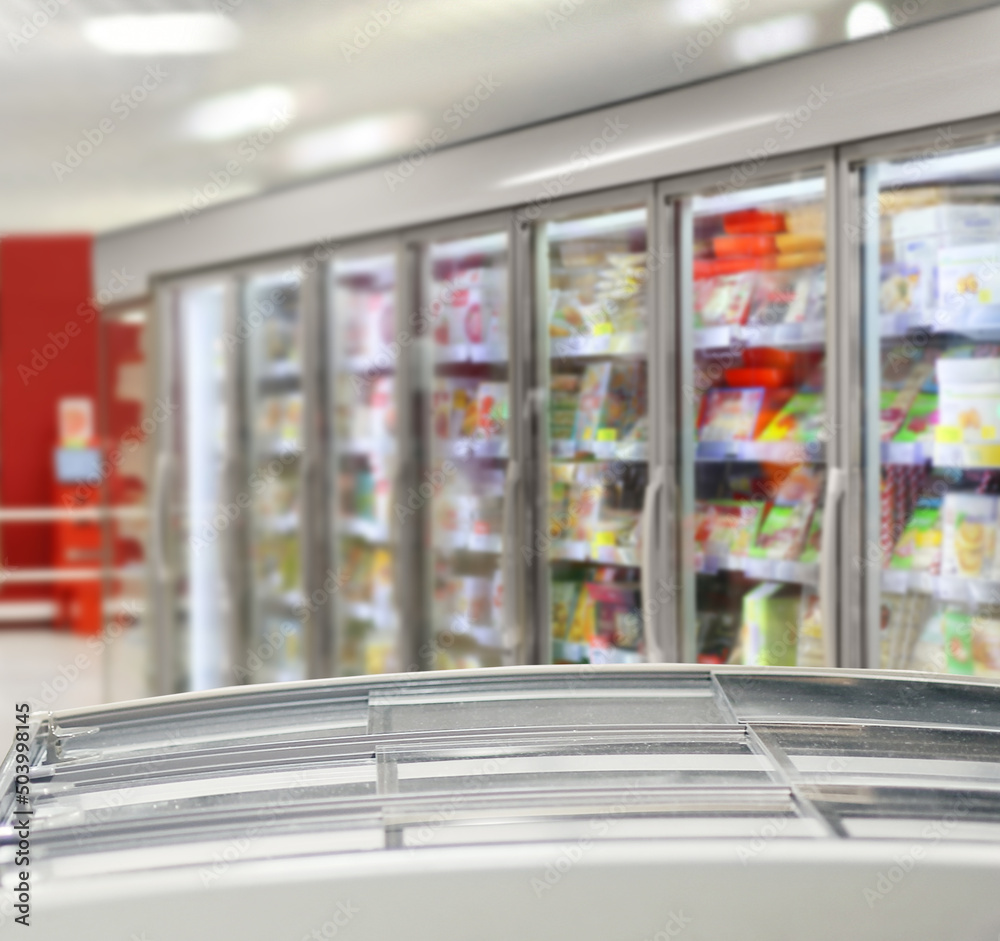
[889,500,943,573]
[698,388,765,442]
[695,272,756,327]
[941,493,998,579]
[758,392,825,443]
[740,582,799,667]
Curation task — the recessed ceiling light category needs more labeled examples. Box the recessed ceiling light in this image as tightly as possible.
[846,1,892,39]
[284,113,426,173]
[670,0,728,27]
[184,86,296,141]
[83,14,240,55]
[731,14,817,65]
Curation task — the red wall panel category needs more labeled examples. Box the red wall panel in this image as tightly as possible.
[0,235,97,600]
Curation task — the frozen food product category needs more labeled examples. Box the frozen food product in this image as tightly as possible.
[550,581,580,641]
[784,203,824,234]
[938,243,1000,309]
[694,272,756,326]
[972,614,1000,678]
[938,381,1000,441]
[573,362,644,447]
[740,582,799,667]
[796,589,824,667]
[892,393,938,443]
[889,501,943,573]
[880,263,922,314]
[723,209,785,234]
[758,392,825,443]
[943,608,975,675]
[698,388,765,442]
[750,504,813,561]
[941,493,997,579]
[695,500,765,557]
[587,582,641,650]
[476,382,509,437]
[775,251,826,270]
[748,269,817,326]
[891,204,1000,243]
[776,233,825,254]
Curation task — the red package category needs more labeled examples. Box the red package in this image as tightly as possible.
[724,368,793,388]
[723,210,786,235]
[713,235,777,257]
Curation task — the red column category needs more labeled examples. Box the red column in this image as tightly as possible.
[0,235,97,609]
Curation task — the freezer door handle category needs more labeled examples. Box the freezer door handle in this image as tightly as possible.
[820,467,846,668]
[152,450,174,586]
[389,461,406,636]
[501,459,521,663]
[640,466,666,663]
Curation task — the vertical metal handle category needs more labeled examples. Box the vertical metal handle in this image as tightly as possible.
[501,459,521,664]
[640,466,666,662]
[150,450,174,695]
[820,467,846,668]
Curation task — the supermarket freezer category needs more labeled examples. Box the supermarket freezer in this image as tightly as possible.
[664,152,846,669]
[845,126,1000,676]
[4,666,1000,940]
[151,255,326,693]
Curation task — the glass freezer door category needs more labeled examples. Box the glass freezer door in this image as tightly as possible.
[329,253,402,676]
[243,269,307,683]
[678,173,836,667]
[860,139,1000,676]
[540,206,652,665]
[160,280,233,693]
[422,231,513,669]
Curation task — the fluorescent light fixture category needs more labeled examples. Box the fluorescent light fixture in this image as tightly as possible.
[670,0,728,26]
[497,113,783,189]
[184,86,296,141]
[877,143,1000,188]
[547,208,648,243]
[693,176,826,215]
[119,310,147,324]
[846,1,892,38]
[83,14,240,55]
[731,14,817,65]
[284,113,425,173]
[430,232,507,261]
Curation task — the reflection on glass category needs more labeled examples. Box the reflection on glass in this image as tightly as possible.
[330,255,400,675]
[867,142,1000,677]
[245,270,305,683]
[426,233,510,669]
[544,207,650,665]
[685,176,830,667]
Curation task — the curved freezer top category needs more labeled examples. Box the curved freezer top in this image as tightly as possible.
[3,665,1000,940]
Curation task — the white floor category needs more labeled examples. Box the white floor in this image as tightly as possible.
[0,626,148,751]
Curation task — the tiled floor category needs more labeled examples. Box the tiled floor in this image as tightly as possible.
[0,626,148,751]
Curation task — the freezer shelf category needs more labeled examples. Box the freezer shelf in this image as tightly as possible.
[864,141,1000,677]
[545,205,650,667]
[426,231,511,671]
[683,175,831,670]
[330,253,401,677]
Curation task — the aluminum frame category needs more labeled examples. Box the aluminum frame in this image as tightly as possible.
[657,148,843,666]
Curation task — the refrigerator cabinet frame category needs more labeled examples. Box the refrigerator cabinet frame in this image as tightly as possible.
[519,182,664,666]
[657,147,844,666]
[325,237,414,675]
[404,210,526,669]
[235,251,321,685]
[149,271,242,694]
[839,115,1000,669]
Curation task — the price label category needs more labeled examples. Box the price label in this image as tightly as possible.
[592,531,616,547]
[593,323,613,336]
[596,428,618,442]
[936,426,961,444]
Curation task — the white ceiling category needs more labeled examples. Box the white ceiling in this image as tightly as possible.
[0,0,993,233]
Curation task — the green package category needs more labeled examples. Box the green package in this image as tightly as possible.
[741,583,799,667]
[892,393,938,444]
[889,501,943,571]
[799,513,822,565]
[749,504,812,561]
[943,608,974,675]
[758,392,824,443]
